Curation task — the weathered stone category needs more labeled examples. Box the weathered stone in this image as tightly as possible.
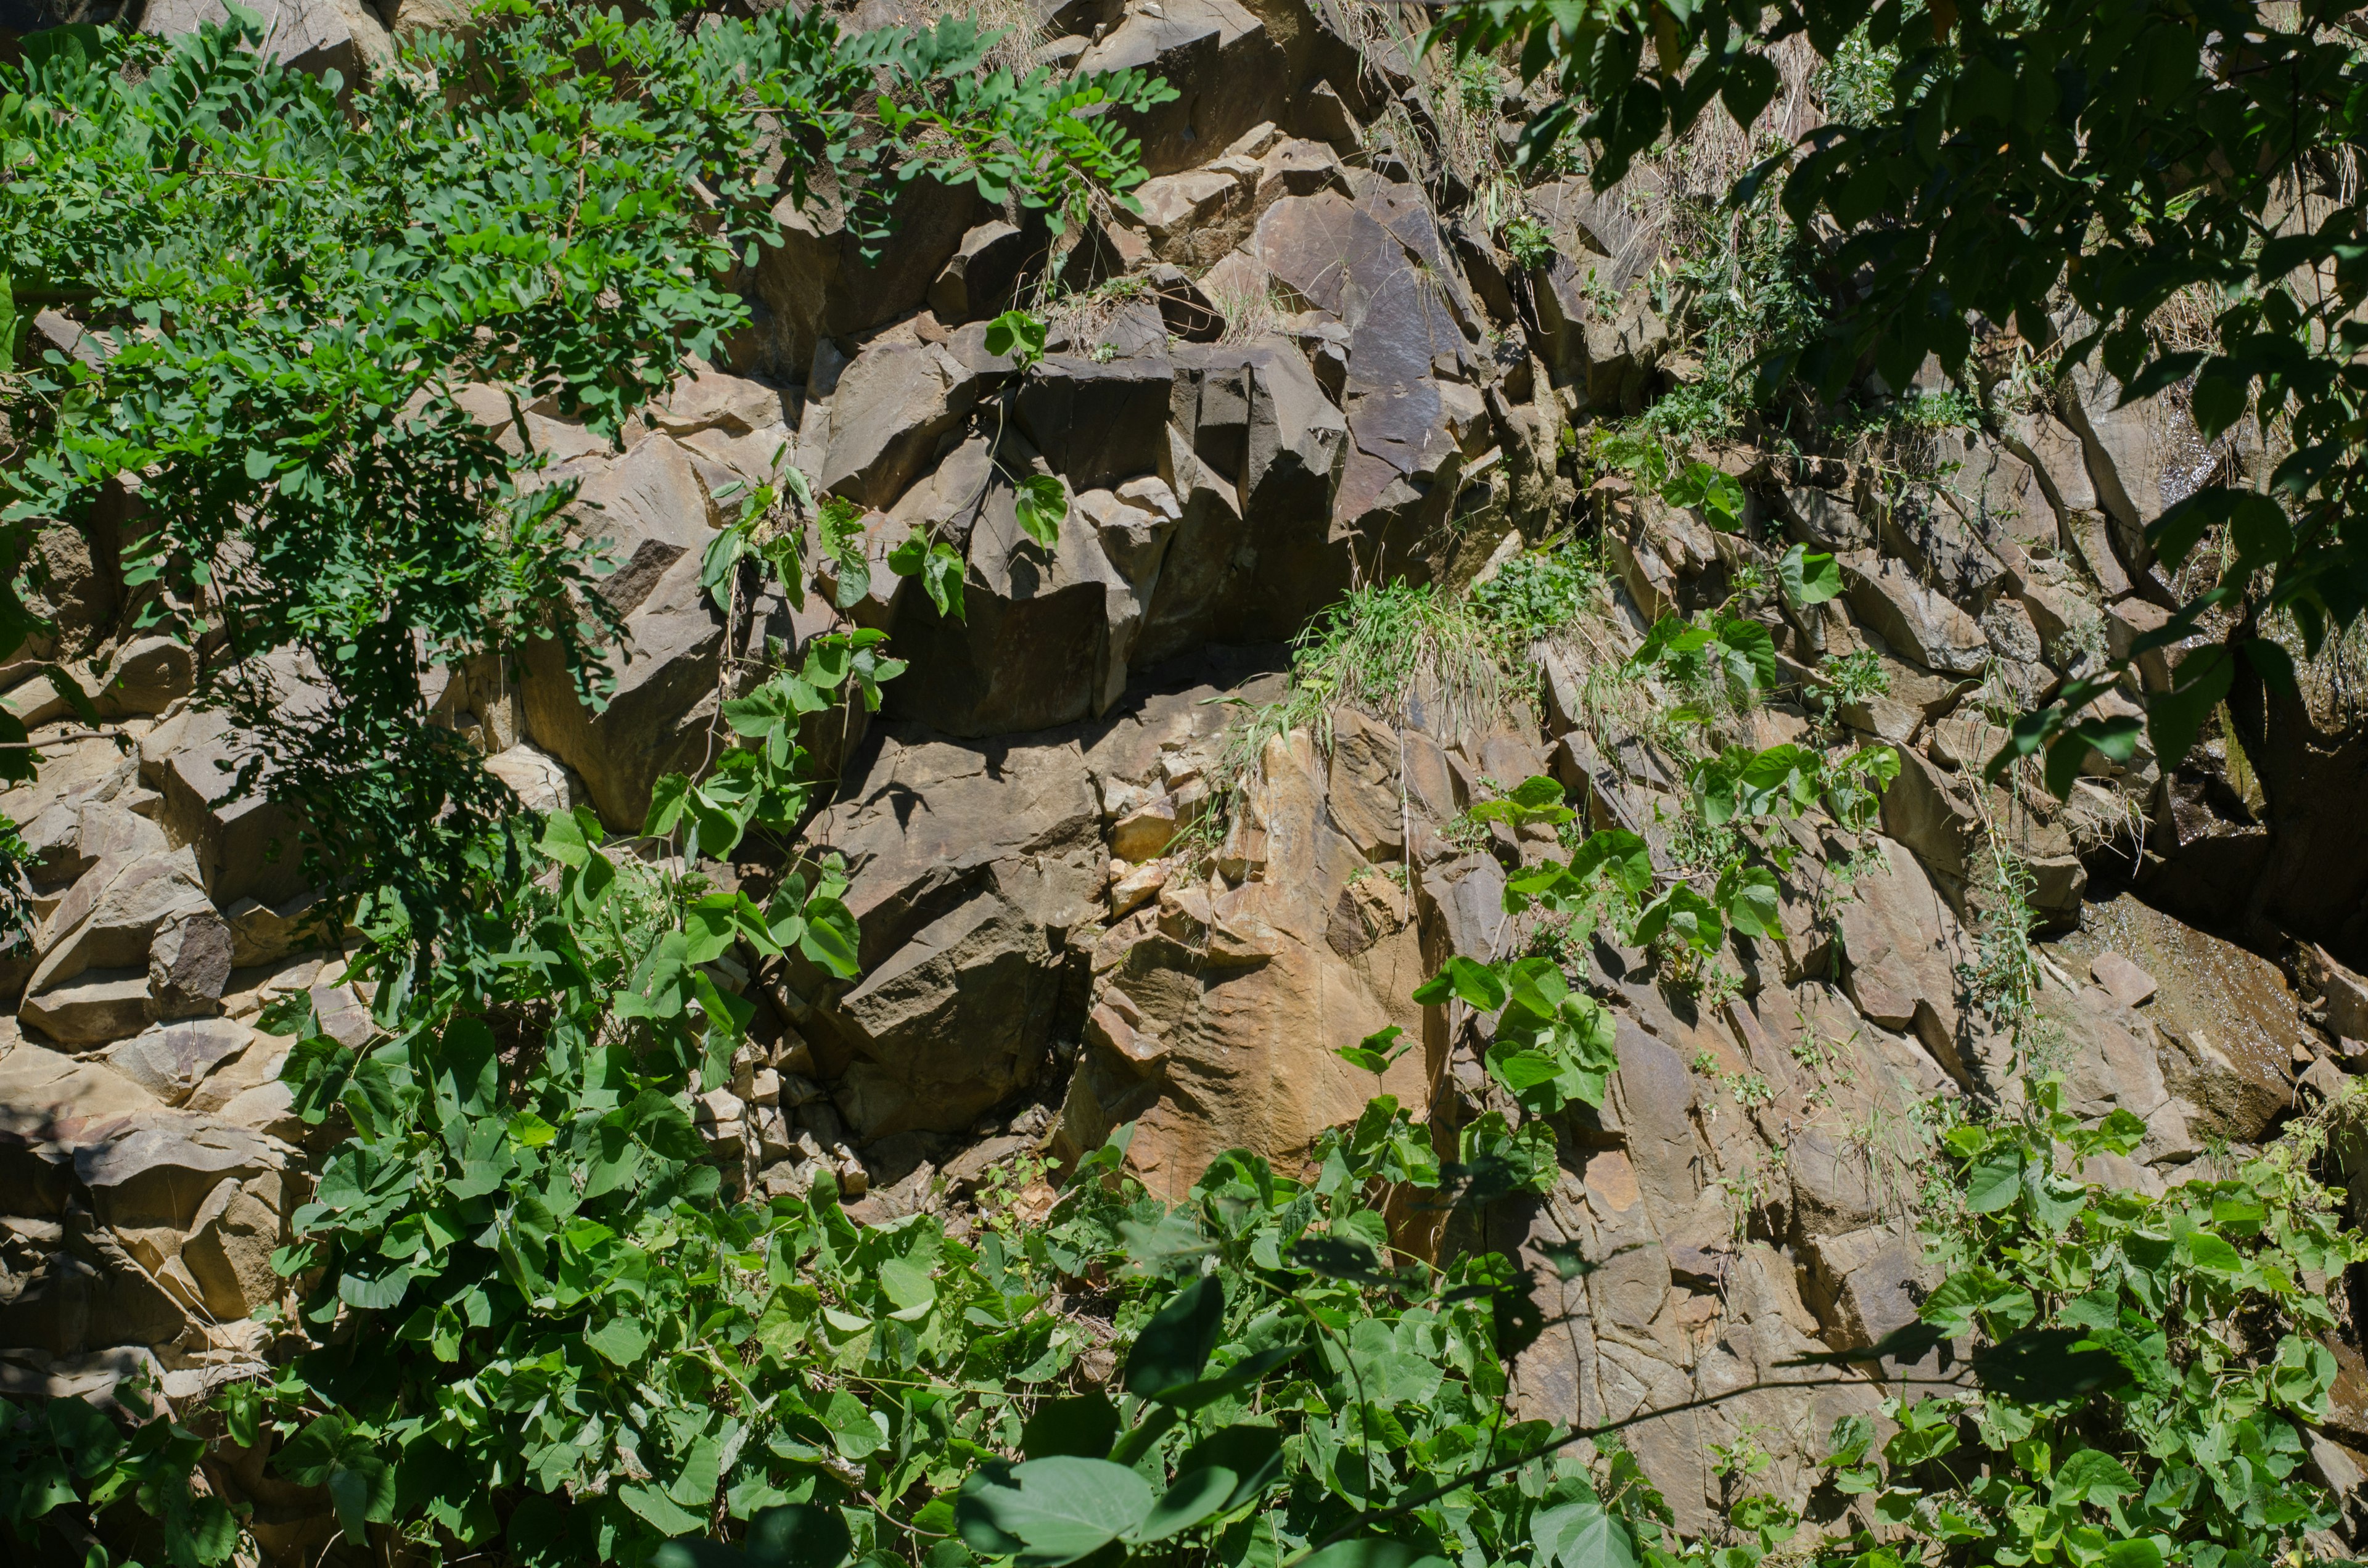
[1835,834,1968,1082]
[1843,556,1991,675]
[886,451,1145,736]
[224,890,327,969]
[742,176,986,382]
[1533,266,1667,413]
[646,363,789,440]
[384,0,477,35]
[149,906,234,1016]
[818,340,982,510]
[520,445,738,829]
[927,221,1029,323]
[2062,893,2301,1142]
[141,0,390,86]
[21,972,156,1046]
[1013,340,1172,496]
[179,1176,284,1322]
[1145,339,1349,660]
[0,1045,160,1164]
[2041,984,2198,1163]
[29,845,212,998]
[796,726,1103,1139]
[1799,1223,1941,1357]
[483,742,581,815]
[1075,0,1288,176]
[101,1019,253,1108]
[99,636,195,717]
[138,704,309,910]
[76,1113,289,1234]
[1056,728,1428,1199]
[2089,951,2158,1008]
[1878,745,1980,881]
[1878,501,2006,605]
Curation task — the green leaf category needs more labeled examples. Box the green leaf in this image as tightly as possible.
[955,1458,1155,1566]
[1778,543,1843,607]
[1124,1273,1223,1400]
[743,1504,857,1568]
[623,1482,710,1537]
[1014,474,1067,550]
[587,1315,651,1366]
[1021,1394,1120,1461]
[1534,1498,1640,1568]
[1296,1542,1451,1568]
[797,895,861,979]
[1963,1147,2024,1213]
[1411,955,1508,1012]
[1132,1466,1236,1541]
[1336,1024,1410,1075]
[984,309,1048,367]
[645,773,693,839]
[818,1391,885,1460]
[2145,642,2234,774]
[923,540,967,621]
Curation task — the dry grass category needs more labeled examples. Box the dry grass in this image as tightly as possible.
[895,0,1047,78]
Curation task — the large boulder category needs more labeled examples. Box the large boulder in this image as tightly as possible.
[793,726,1104,1140]
[884,445,1180,736]
[518,433,746,829]
[1843,556,1991,675]
[1532,263,1668,413]
[1054,721,1429,1199]
[139,710,309,911]
[817,339,982,510]
[1074,0,1289,176]
[740,178,989,382]
[140,0,391,85]
[1833,834,1972,1083]
[1145,337,1349,657]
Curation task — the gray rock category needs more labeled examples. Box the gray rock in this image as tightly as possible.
[141,0,390,86]
[741,176,986,382]
[1013,336,1174,496]
[148,906,233,1017]
[1144,339,1349,659]
[793,726,1103,1139]
[1843,556,1991,675]
[819,340,982,511]
[101,1019,253,1107]
[73,1112,290,1233]
[1835,833,1968,1082]
[927,221,1030,324]
[1532,266,1667,413]
[99,636,195,717]
[1075,0,1288,176]
[138,707,309,910]
[1799,1223,1943,1361]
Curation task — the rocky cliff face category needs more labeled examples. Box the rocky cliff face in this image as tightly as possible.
[6,0,2368,1550]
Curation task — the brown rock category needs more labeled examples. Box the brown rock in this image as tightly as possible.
[1054,729,1428,1199]
[796,726,1103,1139]
[100,1019,253,1107]
[1843,556,1991,676]
[2089,950,2158,1008]
[179,1176,284,1321]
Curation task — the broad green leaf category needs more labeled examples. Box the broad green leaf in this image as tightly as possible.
[1963,1148,2024,1213]
[1125,1273,1223,1400]
[586,1315,651,1366]
[955,1457,1155,1566]
[1132,1466,1237,1541]
[1534,1498,1640,1568]
[1015,474,1067,549]
[1021,1394,1119,1461]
